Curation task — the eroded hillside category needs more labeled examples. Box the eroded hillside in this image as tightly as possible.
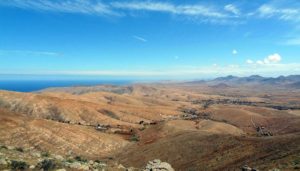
[0,82,300,170]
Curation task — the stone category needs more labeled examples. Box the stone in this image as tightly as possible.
[0,158,7,165]
[31,152,41,158]
[144,159,174,171]
[69,162,82,169]
[117,164,126,169]
[69,162,89,170]
[29,165,35,169]
[99,163,107,167]
[270,169,280,171]
[7,146,14,150]
[54,155,64,161]
[88,160,94,165]
[79,164,90,170]
[56,169,66,171]
[93,162,107,168]
[127,167,137,171]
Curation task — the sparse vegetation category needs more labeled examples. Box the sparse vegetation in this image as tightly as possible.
[15,147,24,152]
[1,76,300,171]
[10,160,28,170]
[75,156,87,162]
[41,151,50,157]
[130,135,140,142]
[37,159,56,171]
[0,145,7,149]
[47,105,65,122]
[139,127,146,131]
[66,158,74,163]
[293,159,300,165]
[94,159,101,163]
[98,109,120,119]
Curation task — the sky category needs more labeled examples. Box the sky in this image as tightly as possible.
[0,0,300,80]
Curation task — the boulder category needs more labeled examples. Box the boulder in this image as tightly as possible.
[69,162,82,169]
[31,152,41,158]
[54,155,64,161]
[56,169,66,171]
[79,164,90,170]
[0,158,7,166]
[144,159,174,171]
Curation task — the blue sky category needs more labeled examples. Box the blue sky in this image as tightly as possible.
[0,0,299,80]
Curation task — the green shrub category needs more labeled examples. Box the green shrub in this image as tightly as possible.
[130,135,140,142]
[15,147,24,152]
[66,158,74,163]
[41,151,50,157]
[75,156,87,162]
[293,159,300,165]
[0,145,7,149]
[10,160,28,170]
[139,127,146,131]
[37,159,56,171]
[94,159,101,163]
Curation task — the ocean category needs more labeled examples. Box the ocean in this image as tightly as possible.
[0,80,132,92]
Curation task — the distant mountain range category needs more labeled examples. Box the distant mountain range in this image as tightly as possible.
[190,75,300,88]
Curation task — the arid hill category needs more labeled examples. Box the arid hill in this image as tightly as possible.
[0,76,300,170]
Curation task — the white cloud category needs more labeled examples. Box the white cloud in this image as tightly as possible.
[246,59,253,64]
[0,1,233,20]
[1,0,300,26]
[256,60,264,65]
[3,63,300,78]
[133,35,147,42]
[232,49,238,55]
[257,4,300,22]
[266,53,281,63]
[249,53,282,65]
[0,49,61,56]
[224,4,240,15]
[0,0,118,16]
[111,1,228,18]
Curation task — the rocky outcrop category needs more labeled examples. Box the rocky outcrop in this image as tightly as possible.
[144,159,174,171]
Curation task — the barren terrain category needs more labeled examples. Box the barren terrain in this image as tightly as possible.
[0,75,300,170]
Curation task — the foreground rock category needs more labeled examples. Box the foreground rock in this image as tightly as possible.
[144,159,174,171]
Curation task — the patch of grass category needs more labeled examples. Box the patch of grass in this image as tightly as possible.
[10,160,28,170]
[41,151,50,157]
[75,156,87,162]
[37,159,56,171]
[94,159,101,163]
[139,127,146,131]
[15,147,24,152]
[66,158,74,163]
[0,145,7,149]
[293,159,300,165]
[129,135,140,142]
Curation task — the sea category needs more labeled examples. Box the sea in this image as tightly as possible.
[0,80,132,92]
